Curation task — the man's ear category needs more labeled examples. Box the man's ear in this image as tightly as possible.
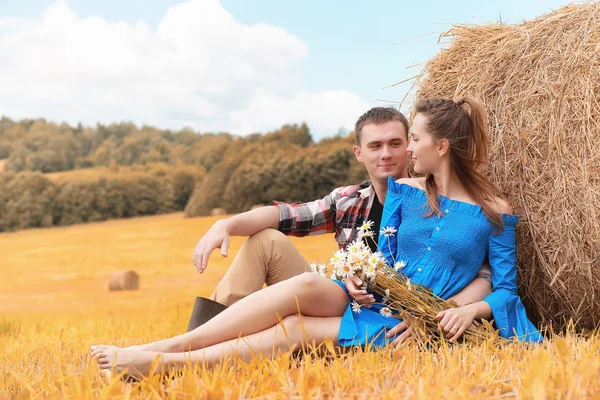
[438,139,450,157]
[353,145,362,162]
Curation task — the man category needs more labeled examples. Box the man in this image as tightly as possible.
[188,107,492,331]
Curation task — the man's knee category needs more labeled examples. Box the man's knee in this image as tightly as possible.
[246,228,288,250]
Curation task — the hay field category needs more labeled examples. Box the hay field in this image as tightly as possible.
[1,213,599,399]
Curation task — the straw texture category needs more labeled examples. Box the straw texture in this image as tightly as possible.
[409,3,600,330]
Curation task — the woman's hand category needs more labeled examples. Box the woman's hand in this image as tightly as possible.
[345,276,375,307]
[386,321,412,347]
[435,305,477,342]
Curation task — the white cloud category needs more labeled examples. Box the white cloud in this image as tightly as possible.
[230,88,368,136]
[0,0,369,139]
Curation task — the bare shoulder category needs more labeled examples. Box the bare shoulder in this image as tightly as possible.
[488,196,514,215]
[394,177,426,190]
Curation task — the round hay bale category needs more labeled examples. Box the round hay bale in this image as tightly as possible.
[210,207,227,216]
[108,270,140,291]
[411,3,600,330]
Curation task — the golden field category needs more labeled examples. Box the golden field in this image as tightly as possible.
[1,213,599,399]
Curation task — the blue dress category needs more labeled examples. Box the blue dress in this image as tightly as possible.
[333,177,542,346]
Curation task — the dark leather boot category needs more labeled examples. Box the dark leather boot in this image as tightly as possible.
[186,297,228,332]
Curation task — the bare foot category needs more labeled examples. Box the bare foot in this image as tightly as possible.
[90,343,164,356]
[91,344,118,359]
[94,347,160,379]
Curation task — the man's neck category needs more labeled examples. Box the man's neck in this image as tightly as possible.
[371,168,409,205]
[372,179,388,205]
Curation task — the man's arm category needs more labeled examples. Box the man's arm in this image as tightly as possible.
[446,276,492,306]
[192,206,280,273]
[192,185,343,273]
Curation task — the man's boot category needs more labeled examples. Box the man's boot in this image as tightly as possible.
[186,297,228,332]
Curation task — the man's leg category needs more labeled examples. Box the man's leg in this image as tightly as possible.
[210,228,311,305]
[187,229,310,331]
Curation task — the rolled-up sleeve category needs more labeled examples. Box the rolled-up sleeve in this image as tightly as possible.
[483,215,543,343]
[273,189,339,237]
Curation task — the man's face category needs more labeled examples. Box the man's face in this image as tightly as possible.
[353,120,409,183]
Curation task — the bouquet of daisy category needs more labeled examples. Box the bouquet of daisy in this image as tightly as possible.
[311,220,498,345]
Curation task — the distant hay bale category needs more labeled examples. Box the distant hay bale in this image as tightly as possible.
[210,208,227,216]
[411,3,600,330]
[251,204,265,210]
[108,270,140,291]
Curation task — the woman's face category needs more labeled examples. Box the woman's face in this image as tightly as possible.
[407,113,440,175]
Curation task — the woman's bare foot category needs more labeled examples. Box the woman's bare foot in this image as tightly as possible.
[93,347,160,379]
[90,344,118,358]
[90,340,179,356]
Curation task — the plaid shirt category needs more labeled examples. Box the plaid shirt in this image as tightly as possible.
[275,180,374,249]
[274,180,492,282]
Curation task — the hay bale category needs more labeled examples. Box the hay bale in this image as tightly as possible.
[108,270,140,291]
[410,3,600,330]
[210,207,227,216]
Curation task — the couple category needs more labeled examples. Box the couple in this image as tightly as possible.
[91,97,542,377]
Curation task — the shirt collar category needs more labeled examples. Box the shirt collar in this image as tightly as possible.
[357,180,374,199]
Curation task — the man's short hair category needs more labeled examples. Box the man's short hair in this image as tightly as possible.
[354,107,409,145]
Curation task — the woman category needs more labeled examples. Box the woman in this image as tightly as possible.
[92,97,541,377]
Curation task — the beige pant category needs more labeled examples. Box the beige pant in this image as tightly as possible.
[209,229,311,306]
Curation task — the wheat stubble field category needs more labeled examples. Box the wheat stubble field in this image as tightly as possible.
[1,213,599,399]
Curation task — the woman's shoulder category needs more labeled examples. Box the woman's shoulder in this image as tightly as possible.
[394,177,426,190]
[388,177,428,201]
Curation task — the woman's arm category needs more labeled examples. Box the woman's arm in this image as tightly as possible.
[435,300,492,342]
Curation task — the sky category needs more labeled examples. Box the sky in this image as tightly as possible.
[0,0,575,139]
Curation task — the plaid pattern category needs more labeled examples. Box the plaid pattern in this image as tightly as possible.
[275,180,374,249]
[274,180,492,282]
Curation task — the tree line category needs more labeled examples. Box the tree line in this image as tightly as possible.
[0,117,368,232]
[0,164,204,232]
[0,117,312,174]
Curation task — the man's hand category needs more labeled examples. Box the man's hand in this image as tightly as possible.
[435,305,477,342]
[345,276,375,307]
[192,220,231,273]
[386,321,412,347]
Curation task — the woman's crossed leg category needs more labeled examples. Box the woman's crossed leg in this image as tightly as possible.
[91,273,349,376]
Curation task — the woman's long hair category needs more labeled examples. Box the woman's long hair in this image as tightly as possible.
[415,97,504,230]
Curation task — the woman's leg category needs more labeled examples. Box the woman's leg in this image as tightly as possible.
[92,273,348,353]
[95,314,343,377]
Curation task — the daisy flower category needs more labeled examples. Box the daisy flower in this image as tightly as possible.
[379,307,392,318]
[317,263,327,277]
[380,226,398,237]
[347,239,365,255]
[382,288,390,304]
[365,264,376,279]
[331,250,346,264]
[360,220,374,231]
[351,301,362,314]
[394,260,407,271]
[337,263,356,279]
[309,262,318,273]
[358,250,370,262]
[368,253,383,267]
[358,229,374,240]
